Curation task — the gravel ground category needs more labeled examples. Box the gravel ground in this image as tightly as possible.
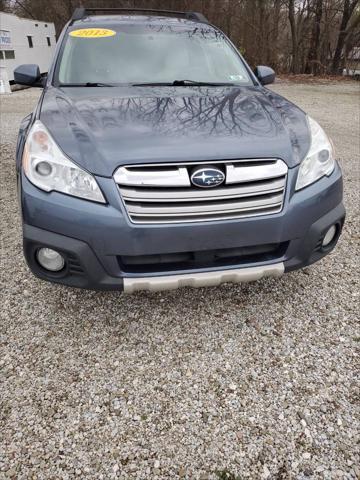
[0,82,359,480]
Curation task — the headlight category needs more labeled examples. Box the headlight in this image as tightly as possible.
[23,121,106,203]
[295,116,335,191]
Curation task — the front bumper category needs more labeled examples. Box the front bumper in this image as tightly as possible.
[20,164,345,292]
[122,263,285,293]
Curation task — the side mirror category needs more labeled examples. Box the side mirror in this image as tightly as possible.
[254,65,275,86]
[14,64,44,87]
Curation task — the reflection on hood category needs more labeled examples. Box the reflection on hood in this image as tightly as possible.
[40,86,310,176]
[71,87,281,137]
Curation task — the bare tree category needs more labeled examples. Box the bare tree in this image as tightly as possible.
[305,0,323,74]
[0,0,9,11]
[332,0,359,74]
[5,0,360,76]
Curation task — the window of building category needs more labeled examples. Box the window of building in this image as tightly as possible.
[45,24,48,27]
[0,51,4,59]
[4,50,15,59]
[46,36,51,47]
[35,23,38,27]
[27,36,33,48]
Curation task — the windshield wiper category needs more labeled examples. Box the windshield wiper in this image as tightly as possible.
[59,82,115,87]
[59,80,236,87]
[132,80,236,87]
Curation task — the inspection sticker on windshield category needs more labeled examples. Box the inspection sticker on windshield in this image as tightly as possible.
[69,28,116,38]
[229,74,244,81]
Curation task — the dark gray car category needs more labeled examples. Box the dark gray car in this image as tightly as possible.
[14,8,345,292]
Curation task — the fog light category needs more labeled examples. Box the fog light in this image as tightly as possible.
[322,225,337,247]
[37,248,65,272]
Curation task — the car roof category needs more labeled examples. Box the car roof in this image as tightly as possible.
[70,14,213,29]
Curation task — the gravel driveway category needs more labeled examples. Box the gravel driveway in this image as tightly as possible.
[0,81,359,480]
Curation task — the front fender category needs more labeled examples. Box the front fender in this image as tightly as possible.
[16,112,33,171]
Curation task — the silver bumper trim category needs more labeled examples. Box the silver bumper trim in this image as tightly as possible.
[123,263,285,293]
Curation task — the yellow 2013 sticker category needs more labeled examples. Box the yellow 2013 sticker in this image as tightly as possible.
[69,28,116,38]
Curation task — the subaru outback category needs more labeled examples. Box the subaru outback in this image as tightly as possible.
[14,8,345,292]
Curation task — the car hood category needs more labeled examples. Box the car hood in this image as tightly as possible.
[40,85,310,177]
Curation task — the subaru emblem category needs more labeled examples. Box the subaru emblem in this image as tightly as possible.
[190,166,225,188]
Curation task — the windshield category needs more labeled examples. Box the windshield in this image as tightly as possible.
[56,24,252,86]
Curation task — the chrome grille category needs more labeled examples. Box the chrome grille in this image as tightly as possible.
[114,159,287,224]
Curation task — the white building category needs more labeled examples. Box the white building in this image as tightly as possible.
[0,12,56,83]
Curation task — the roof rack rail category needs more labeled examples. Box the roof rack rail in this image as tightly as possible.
[70,7,209,25]
[71,7,86,22]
